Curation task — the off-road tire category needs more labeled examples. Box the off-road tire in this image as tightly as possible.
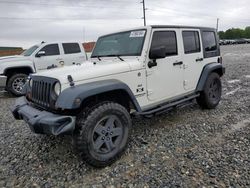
[7,73,28,96]
[74,101,131,168]
[197,72,222,109]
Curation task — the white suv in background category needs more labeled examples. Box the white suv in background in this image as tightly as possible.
[0,42,87,96]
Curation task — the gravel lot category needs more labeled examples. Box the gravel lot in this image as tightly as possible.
[0,44,249,188]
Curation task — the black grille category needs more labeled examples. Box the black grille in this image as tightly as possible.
[30,76,57,108]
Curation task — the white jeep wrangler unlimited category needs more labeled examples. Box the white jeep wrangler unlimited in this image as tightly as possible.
[11,25,225,167]
[0,42,87,96]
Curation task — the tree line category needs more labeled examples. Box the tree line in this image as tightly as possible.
[218,27,250,39]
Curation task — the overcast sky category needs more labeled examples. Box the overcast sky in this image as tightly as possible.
[0,0,249,48]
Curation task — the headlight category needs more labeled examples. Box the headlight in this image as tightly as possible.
[54,82,61,96]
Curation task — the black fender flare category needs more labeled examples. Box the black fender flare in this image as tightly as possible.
[4,66,35,75]
[196,63,225,91]
[55,79,142,111]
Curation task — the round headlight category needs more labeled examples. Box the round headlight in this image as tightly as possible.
[54,82,61,96]
[29,79,33,88]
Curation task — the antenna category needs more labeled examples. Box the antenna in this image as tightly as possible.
[216,18,219,31]
[141,0,147,26]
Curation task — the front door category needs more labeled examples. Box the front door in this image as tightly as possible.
[34,43,62,70]
[146,29,184,102]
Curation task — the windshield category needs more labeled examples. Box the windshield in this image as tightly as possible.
[91,30,146,58]
[22,45,39,56]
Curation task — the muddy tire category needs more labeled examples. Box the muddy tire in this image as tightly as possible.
[74,101,131,168]
[197,72,222,109]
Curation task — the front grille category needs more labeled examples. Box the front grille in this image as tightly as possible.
[30,76,58,108]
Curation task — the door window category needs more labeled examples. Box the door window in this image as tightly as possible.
[150,31,178,56]
[202,31,217,52]
[40,44,60,56]
[63,43,81,54]
[182,31,201,54]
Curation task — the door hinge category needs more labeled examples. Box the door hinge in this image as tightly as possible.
[183,80,188,86]
[146,70,153,77]
[183,64,188,69]
[147,89,153,95]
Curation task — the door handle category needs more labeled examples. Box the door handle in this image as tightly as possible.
[173,61,183,66]
[56,58,63,61]
[196,58,203,62]
[59,61,64,66]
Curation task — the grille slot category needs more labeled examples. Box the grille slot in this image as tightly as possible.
[30,77,56,108]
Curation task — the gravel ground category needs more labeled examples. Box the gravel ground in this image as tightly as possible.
[0,44,249,188]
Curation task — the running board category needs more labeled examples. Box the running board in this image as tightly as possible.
[138,93,200,116]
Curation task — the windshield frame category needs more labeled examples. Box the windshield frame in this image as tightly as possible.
[21,45,39,56]
[91,29,147,58]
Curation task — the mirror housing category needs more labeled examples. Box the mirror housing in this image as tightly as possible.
[149,46,166,60]
[36,51,46,57]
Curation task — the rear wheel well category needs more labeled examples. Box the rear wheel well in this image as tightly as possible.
[212,68,223,77]
[80,90,136,113]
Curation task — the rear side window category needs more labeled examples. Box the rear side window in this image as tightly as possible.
[40,44,60,56]
[63,43,81,54]
[151,31,178,56]
[182,31,201,54]
[202,31,217,52]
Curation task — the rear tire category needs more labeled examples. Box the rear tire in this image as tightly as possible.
[6,73,28,96]
[74,101,131,168]
[197,72,222,109]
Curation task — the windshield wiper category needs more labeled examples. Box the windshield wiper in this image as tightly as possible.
[97,56,101,61]
[104,54,124,61]
[91,56,102,61]
[116,55,124,61]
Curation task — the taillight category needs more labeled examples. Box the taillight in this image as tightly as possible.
[218,57,222,64]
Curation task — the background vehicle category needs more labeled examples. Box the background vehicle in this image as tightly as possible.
[0,42,87,96]
[12,25,225,167]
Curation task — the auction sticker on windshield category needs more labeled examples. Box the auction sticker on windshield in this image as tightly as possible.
[130,30,146,38]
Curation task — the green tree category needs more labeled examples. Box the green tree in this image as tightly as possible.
[245,27,250,38]
[218,31,225,39]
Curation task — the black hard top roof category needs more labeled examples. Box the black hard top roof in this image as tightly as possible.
[150,25,216,30]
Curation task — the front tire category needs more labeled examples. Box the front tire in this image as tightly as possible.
[74,102,131,168]
[6,73,28,96]
[197,72,222,109]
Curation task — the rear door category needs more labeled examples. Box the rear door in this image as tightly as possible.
[62,43,86,65]
[181,29,204,91]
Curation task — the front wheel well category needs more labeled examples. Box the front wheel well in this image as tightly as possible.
[4,67,33,77]
[80,90,136,113]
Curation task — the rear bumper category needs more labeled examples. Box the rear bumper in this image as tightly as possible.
[0,75,7,88]
[11,97,76,135]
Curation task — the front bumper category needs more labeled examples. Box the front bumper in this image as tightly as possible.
[11,97,76,136]
[0,75,7,88]
[222,67,226,74]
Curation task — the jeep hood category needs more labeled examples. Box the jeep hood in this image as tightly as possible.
[35,60,132,84]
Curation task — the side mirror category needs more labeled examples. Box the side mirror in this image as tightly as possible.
[149,46,166,60]
[36,51,46,57]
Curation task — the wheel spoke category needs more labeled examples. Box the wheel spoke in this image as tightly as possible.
[94,136,105,151]
[105,140,115,152]
[94,124,106,135]
[105,116,116,128]
[111,127,122,137]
